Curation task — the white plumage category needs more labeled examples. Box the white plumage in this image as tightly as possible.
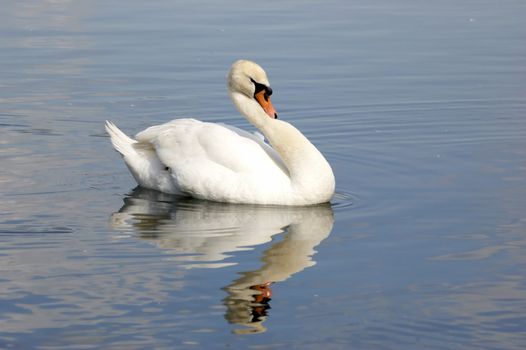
[105,60,335,205]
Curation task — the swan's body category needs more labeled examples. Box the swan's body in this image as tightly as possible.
[105,60,335,205]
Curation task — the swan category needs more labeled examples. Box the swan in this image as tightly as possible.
[105,60,335,205]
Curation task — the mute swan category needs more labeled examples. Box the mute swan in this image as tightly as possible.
[105,60,335,205]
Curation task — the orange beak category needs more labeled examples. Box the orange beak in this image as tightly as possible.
[254,90,278,119]
[250,282,273,300]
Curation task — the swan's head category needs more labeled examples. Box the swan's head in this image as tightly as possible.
[228,60,278,119]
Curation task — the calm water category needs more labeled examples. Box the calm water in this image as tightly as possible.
[1,0,526,349]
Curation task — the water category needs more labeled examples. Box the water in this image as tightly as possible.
[1,0,525,349]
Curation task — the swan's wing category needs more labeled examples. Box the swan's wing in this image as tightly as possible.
[135,119,288,197]
[217,123,288,174]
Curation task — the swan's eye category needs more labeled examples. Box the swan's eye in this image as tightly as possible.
[250,78,272,99]
[263,86,273,101]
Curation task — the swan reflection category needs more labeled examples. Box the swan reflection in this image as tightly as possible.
[110,187,334,333]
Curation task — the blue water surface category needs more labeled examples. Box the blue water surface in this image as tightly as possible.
[1,1,525,349]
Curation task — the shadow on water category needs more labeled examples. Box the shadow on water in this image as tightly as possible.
[109,187,334,334]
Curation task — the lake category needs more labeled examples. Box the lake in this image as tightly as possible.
[1,0,525,349]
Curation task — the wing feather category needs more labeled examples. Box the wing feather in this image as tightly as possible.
[135,119,289,198]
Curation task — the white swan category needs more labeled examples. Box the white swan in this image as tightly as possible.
[105,60,335,205]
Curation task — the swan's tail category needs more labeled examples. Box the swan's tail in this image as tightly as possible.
[105,120,137,158]
[104,120,177,194]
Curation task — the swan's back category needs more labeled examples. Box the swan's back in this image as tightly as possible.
[113,119,292,203]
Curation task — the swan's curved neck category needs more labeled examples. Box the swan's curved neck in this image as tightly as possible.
[230,91,335,201]
[229,92,270,129]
